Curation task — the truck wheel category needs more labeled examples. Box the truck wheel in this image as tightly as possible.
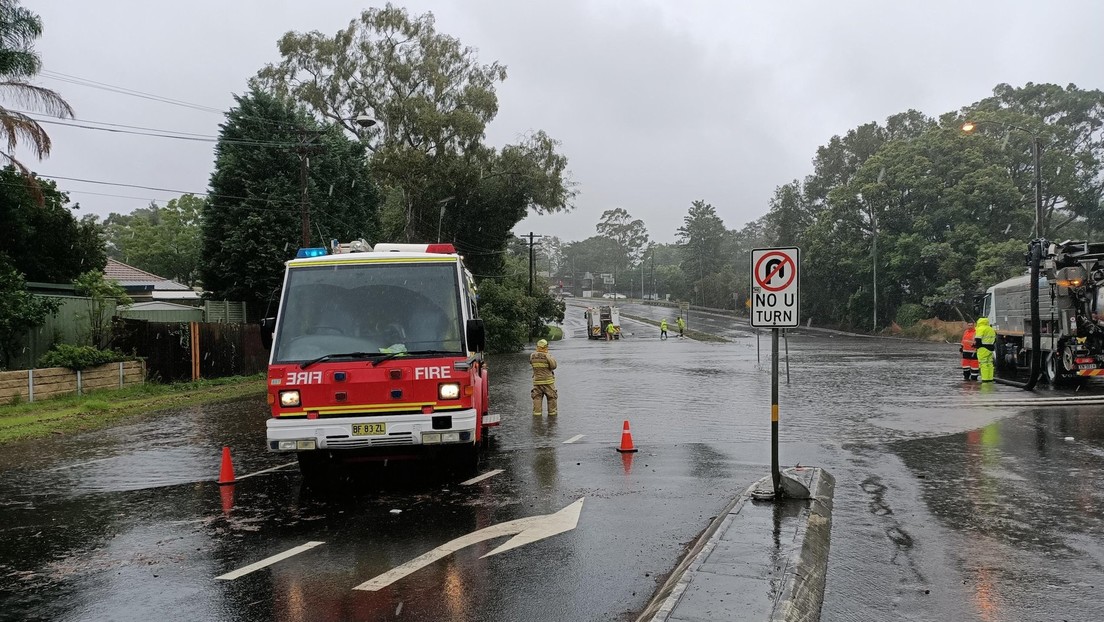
[448,444,479,476]
[1044,353,1067,386]
[297,451,330,481]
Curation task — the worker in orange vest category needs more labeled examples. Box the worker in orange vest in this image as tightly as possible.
[960,322,979,380]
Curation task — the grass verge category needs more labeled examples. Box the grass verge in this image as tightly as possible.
[621,314,729,343]
[0,374,266,445]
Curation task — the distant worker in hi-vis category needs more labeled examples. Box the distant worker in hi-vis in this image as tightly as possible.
[677,316,686,338]
[660,318,668,340]
[974,317,997,382]
[530,339,558,416]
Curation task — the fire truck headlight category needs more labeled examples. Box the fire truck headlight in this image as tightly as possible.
[438,383,461,400]
[422,433,442,444]
[278,440,297,451]
[441,432,461,443]
[279,390,301,407]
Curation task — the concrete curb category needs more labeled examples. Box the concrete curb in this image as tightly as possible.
[771,469,835,622]
[638,468,835,622]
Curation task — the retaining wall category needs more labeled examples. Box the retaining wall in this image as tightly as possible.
[0,360,146,403]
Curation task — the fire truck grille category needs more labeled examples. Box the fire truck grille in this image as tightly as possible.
[326,434,414,448]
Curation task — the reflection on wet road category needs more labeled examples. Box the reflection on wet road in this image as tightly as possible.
[0,304,1101,621]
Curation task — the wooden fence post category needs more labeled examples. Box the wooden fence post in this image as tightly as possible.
[190,321,200,381]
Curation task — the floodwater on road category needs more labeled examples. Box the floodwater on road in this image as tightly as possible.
[0,304,1101,621]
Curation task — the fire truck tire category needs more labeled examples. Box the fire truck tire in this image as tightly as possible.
[296,451,330,480]
[447,444,479,476]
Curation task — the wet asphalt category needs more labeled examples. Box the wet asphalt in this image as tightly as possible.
[1,303,1102,621]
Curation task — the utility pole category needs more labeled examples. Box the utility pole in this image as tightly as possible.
[527,231,544,296]
[295,129,326,248]
[644,251,653,302]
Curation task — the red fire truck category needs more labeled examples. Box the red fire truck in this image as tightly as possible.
[260,241,495,477]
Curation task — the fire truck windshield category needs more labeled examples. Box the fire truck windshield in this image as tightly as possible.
[272,262,465,363]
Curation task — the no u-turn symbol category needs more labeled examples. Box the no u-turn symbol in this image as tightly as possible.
[751,247,799,328]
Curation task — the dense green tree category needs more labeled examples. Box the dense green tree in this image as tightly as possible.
[0,0,72,199]
[72,270,131,349]
[475,255,564,352]
[677,200,727,306]
[0,254,58,368]
[0,167,105,282]
[200,88,379,318]
[595,208,649,274]
[255,4,574,278]
[104,194,204,286]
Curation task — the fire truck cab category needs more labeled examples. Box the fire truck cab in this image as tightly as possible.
[261,241,495,477]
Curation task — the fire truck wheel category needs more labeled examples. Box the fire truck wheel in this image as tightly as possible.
[297,451,330,480]
[447,444,479,476]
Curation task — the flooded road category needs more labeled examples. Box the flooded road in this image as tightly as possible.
[1,304,1102,621]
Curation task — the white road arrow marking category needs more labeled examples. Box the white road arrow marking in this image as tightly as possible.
[352,498,585,591]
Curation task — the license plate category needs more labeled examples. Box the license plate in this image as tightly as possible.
[1079,364,1098,370]
[351,423,387,436]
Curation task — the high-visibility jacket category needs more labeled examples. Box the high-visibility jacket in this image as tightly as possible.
[974,318,996,357]
[660,319,668,331]
[960,325,979,371]
[530,350,557,385]
[606,323,617,334]
[677,317,686,331]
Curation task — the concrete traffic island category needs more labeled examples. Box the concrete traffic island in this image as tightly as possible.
[639,467,835,622]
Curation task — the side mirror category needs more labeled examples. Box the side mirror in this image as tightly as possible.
[259,317,276,350]
[466,318,486,353]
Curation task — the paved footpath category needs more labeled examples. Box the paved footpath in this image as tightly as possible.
[639,467,835,622]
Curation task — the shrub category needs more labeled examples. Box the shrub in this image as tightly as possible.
[895,303,927,328]
[38,344,123,371]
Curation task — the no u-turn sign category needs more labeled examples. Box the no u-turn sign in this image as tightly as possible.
[751,247,799,327]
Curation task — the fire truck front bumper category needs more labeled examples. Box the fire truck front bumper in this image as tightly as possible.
[266,408,478,451]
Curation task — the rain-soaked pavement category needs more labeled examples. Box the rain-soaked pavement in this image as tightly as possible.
[1,302,1102,621]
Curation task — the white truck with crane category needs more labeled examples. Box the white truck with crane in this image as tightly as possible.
[983,239,1104,384]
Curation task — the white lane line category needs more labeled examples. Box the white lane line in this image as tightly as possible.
[460,469,504,486]
[563,434,585,444]
[235,461,298,481]
[216,541,325,580]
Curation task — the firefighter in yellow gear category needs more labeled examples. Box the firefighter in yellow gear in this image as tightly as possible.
[974,317,997,382]
[530,339,558,416]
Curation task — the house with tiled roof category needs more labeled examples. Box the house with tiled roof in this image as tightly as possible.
[104,259,200,302]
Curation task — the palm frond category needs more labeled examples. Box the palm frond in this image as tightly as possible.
[0,1,43,51]
[0,49,39,79]
[0,80,73,117]
[0,106,50,155]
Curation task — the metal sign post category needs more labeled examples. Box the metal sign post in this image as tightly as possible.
[751,247,802,499]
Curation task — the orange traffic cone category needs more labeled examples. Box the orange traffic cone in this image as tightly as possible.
[616,420,638,453]
[218,446,236,485]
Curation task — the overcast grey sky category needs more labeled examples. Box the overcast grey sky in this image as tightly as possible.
[25,0,1104,244]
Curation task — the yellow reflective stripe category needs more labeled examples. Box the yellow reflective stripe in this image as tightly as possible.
[531,362,549,368]
[533,380,555,385]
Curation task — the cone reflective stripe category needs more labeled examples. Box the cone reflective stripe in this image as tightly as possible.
[218,446,236,485]
[616,420,638,453]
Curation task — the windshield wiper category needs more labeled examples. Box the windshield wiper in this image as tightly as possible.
[370,350,462,367]
[300,352,377,370]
